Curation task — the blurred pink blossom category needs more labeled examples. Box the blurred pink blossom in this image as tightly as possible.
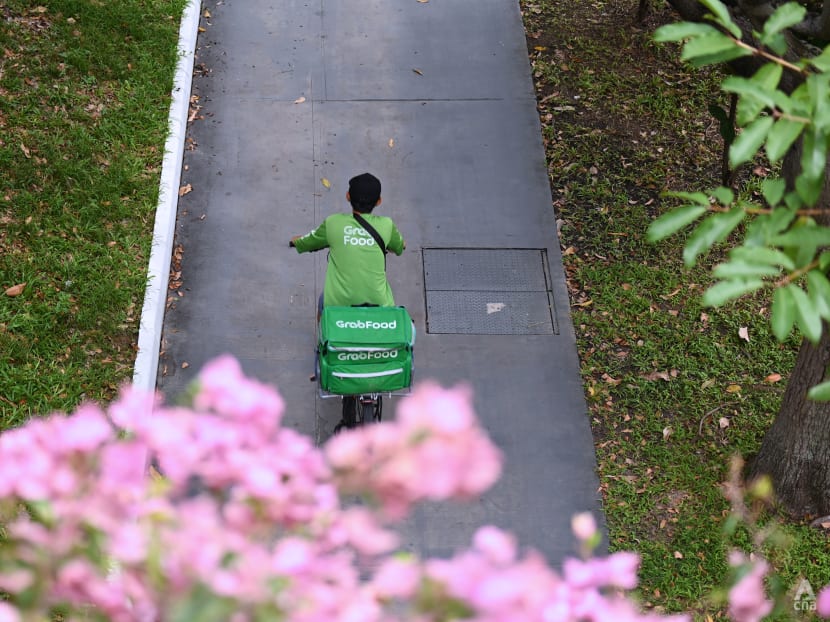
[727,552,773,622]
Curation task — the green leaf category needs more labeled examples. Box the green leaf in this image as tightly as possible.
[731,245,795,271]
[647,206,708,242]
[662,190,711,206]
[654,22,720,42]
[683,208,746,267]
[796,175,823,207]
[761,178,786,207]
[807,270,830,320]
[681,33,752,67]
[791,285,823,343]
[722,67,781,110]
[703,279,765,307]
[761,3,807,39]
[807,74,830,132]
[811,45,830,72]
[712,261,779,279]
[807,380,830,401]
[762,32,788,57]
[765,118,805,163]
[771,224,830,248]
[712,186,734,205]
[700,0,742,37]
[709,104,736,143]
[801,126,828,183]
[771,285,796,341]
[730,116,774,167]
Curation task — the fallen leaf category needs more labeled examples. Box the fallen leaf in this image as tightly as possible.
[388,138,395,148]
[701,378,716,390]
[417,0,429,2]
[663,426,673,440]
[203,9,211,17]
[562,246,576,256]
[178,184,192,196]
[738,326,750,342]
[321,177,331,189]
[198,26,206,32]
[726,384,742,394]
[412,68,423,76]
[293,96,306,104]
[765,373,782,383]
[20,144,30,158]
[674,551,684,559]
[643,370,671,382]
[718,417,730,429]
[534,46,547,51]
[486,302,506,314]
[4,283,25,297]
[181,361,189,369]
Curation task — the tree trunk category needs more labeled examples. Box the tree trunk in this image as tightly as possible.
[749,330,830,517]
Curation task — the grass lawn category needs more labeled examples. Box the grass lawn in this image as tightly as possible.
[520,0,830,615]
[0,0,186,425]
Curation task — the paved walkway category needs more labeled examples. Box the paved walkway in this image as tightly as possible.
[156,0,603,565]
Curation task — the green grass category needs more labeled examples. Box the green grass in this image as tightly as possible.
[0,0,187,424]
[521,0,830,616]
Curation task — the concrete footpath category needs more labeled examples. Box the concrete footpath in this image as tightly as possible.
[154,0,603,565]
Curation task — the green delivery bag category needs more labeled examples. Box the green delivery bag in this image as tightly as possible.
[318,306,414,394]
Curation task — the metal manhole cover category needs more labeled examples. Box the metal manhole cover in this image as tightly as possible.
[422,248,557,335]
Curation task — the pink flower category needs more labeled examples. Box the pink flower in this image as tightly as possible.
[817,585,830,617]
[473,526,517,565]
[57,405,114,453]
[571,512,597,542]
[372,557,421,599]
[727,554,773,622]
[0,603,20,622]
[194,355,284,433]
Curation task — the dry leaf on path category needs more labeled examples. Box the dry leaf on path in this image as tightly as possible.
[178,184,193,196]
[388,138,395,148]
[4,283,25,297]
[294,96,306,104]
[321,177,331,189]
[765,373,782,383]
[412,68,424,76]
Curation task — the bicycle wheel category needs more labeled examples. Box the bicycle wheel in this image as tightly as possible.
[357,397,373,426]
[358,396,383,425]
[339,396,357,430]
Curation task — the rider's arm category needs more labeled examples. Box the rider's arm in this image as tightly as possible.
[292,220,329,253]
[387,222,405,256]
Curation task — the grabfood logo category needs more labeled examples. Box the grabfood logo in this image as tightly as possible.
[343,225,376,247]
[337,350,399,361]
[336,319,397,330]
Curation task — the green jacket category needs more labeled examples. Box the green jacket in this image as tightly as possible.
[293,212,405,307]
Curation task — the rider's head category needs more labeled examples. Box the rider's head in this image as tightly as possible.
[347,172,382,213]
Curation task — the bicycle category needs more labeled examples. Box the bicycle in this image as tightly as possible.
[315,305,414,433]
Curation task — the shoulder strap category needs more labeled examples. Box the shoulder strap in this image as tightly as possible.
[352,213,387,255]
